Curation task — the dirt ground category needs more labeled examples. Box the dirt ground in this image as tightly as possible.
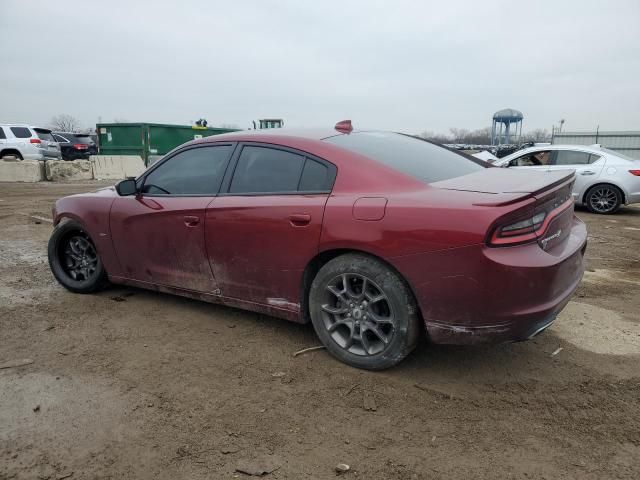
[1,181,639,480]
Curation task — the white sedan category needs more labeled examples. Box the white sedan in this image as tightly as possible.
[494,145,640,214]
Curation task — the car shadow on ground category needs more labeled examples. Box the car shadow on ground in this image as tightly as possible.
[96,285,589,386]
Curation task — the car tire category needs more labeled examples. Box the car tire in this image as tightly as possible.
[48,219,108,293]
[309,253,421,370]
[585,184,623,214]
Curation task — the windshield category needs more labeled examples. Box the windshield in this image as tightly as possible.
[325,131,486,183]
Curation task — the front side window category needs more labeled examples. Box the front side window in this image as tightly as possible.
[0,127,6,140]
[509,150,552,167]
[553,150,599,165]
[229,146,305,194]
[10,127,32,138]
[141,145,232,195]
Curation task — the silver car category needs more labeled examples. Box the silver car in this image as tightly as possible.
[495,144,640,214]
[0,124,62,161]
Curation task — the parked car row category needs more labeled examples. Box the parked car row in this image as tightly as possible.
[0,123,97,161]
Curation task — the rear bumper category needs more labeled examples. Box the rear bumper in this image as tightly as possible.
[391,216,587,345]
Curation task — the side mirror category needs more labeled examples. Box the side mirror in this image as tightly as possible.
[115,178,138,196]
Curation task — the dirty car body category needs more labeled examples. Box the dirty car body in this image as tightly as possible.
[49,128,587,368]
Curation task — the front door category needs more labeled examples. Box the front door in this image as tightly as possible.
[205,144,336,309]
[110,143,234,292]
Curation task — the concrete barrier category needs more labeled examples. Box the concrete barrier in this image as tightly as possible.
[45,160,93,182]
[0,160,45,182]
[90,155,146,180]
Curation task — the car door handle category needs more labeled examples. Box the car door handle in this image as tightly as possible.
[183,215,200,227]
[580,171,596,176]
[289,213,311,226]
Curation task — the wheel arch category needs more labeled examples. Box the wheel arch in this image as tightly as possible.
[582,182,626,205]
[299,248,421,324]
[0,148,23,159]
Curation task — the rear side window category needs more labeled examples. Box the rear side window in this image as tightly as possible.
[554,150,600,166]
[10,127,32,138]
[325,132,485,183]
[142,145,233,195]
[229,146,304,193]
[53,134,69,143]
[0,127,5,139]
[299,158,333,191]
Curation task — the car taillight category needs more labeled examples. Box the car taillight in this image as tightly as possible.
[499,212,546,237]
[489,198,573,247]
[74,144,88,150]
[629,170,640,176]
[30,138,41,144]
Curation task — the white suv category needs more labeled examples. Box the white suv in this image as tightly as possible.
[0,124,62,161]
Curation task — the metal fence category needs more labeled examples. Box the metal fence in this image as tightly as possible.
[551,130,640,159]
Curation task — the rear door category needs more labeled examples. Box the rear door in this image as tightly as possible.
[547,149,605,202]
[110,143,234,292]
[205,143,336,310]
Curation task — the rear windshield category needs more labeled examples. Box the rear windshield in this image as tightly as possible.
[35,129,54,141]
[600,148,638,162]
[325,132,486,183]
[73,134,94,144]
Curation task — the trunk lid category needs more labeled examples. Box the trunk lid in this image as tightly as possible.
[431,168,573,200]
[432,168,576,251]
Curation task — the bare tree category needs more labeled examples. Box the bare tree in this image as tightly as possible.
[49,114,82,132]
[522,128,551,143]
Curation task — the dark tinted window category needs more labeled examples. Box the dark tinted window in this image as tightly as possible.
[72,134,94,144]
[53,134,69,143]
[229,146,304,193]
[10,127,32,138]
[299,158,333,191]
[142,145,232,195]
[325,132,485,183]
[0,127,5,139]
[554,150,594,166]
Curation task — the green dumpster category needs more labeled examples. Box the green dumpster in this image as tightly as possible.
[96,123,239,165]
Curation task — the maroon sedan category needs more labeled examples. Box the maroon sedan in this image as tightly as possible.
[48,123,587,369]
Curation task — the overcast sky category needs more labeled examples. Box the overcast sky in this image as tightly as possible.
[1,0,639,134]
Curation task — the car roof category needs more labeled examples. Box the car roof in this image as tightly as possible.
[197,127,343,144]
[0,123,47,129]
